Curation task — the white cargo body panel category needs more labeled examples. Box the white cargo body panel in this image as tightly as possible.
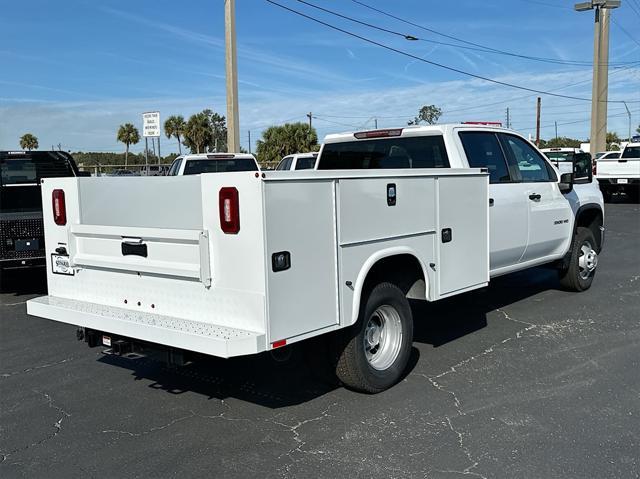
[28,168,489,357]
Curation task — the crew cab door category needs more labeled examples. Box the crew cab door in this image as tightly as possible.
[458,131,528,271]
[498,133,572,262]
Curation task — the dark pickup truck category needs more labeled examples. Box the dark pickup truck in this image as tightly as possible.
[1,151,86,270]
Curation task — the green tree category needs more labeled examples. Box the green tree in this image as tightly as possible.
[116,123,140,166]
[183,112,213,154]
[182,109,228,153]
[408,105,442,126]
[19,133,39,151]
[164,115,186,154]
[256,122,318,166]
[606,131,621,151]
[542,137,582,149]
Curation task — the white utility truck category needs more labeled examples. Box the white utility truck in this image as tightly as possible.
[28,125,604,393]
[595,142,640,201]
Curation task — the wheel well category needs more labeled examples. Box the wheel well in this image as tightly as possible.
[362,254,426,300]
[576,207,603,252]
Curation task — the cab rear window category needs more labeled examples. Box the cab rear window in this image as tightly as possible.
[318,135,450,170]
[0,152,75,185]
[183,159,258,175]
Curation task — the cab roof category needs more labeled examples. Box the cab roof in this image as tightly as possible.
[323,123,513,144]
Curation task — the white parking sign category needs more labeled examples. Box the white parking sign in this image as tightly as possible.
[142,111,160,137]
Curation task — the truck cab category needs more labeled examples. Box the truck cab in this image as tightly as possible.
[0,151,83,270]
[167,153,260,176]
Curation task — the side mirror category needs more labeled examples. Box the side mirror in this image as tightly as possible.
[559,172,573,194]
[572,152,593,184]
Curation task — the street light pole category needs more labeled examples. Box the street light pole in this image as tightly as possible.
[622,101,631,142]
[575,0,620,154]
[225,0,240,153]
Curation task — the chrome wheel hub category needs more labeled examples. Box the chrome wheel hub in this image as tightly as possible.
[578,241,598,280]
[363,305,403,371]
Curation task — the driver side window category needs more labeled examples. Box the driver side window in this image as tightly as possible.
[500,134,556,182]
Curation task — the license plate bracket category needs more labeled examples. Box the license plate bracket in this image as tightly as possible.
[51,254,74,275]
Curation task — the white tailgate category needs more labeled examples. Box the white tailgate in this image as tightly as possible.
[597,158,640,178]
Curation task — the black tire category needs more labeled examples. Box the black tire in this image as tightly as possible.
[558,226,598,292]
[333,282,413,393]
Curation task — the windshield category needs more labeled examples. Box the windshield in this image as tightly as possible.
[318,136,450,170]
[1,152,75,186]
[544,152,574,162]
[622,146,640,159]
[183,158,258,175]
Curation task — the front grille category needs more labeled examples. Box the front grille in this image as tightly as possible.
[0,217,45,260]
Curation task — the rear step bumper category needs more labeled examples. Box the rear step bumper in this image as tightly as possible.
[27,296,266,358]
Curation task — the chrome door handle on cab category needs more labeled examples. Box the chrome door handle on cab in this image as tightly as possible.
[529,193,541,201]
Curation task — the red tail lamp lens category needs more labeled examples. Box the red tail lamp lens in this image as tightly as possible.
[52,189,67,225]
[219,187,240,234]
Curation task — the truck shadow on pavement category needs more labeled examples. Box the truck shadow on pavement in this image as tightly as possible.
[97,266,559,408]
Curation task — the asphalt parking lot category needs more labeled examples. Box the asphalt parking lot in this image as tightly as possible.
[1,198,639,479]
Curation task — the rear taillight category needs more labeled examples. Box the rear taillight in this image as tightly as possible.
[592,160,597,176]
[52,189,67,225]
[219,187,240,234]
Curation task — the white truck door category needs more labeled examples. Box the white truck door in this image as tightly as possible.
[458,131,528,270]
[499,133,572,261]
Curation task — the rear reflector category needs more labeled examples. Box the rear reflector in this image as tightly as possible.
[52,189,67,225]
[219,187,240,234]
[272,339,287,349]
[354,128,403,139]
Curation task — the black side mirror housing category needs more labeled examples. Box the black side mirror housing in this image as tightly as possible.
[572,152,593,184]
[559,172,573,194]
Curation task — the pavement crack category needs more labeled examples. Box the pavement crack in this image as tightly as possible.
[419,308,534,478]
[1,357,75,378]
[0,392,70,463]
[101,411,198,437]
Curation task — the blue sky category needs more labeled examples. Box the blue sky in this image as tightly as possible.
[1,0,639,154]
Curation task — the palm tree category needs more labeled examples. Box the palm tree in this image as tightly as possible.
[19,133,39,151]
[164,115,186,154]
[183,112,213,154]
[116,123,140,167]
[256,122,318,165]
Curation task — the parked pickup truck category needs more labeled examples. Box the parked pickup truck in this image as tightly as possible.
[595,142,640,201]
[27,125,604,393]
[166,153,260,176]
[1,151,86,271]
[275,152,318,171]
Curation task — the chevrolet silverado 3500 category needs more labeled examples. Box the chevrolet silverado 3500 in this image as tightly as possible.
[27,125,604,393]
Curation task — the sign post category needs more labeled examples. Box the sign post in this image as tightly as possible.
[142,111,160,173]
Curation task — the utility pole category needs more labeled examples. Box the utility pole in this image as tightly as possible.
[575,1,620,154]
[555,121,558,139]
[157,137,161,165]
[374,118,378,129]
[307,112,313,130]
[535,97,542,146]
[506,108,510,129]
[225,0,240,153]
[622,101,631,142]
[145,137,149,172]
[248,130,252,154]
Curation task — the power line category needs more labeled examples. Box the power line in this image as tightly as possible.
[266,0,639,104]
[611,18,640,48]
[347,0,636,66]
